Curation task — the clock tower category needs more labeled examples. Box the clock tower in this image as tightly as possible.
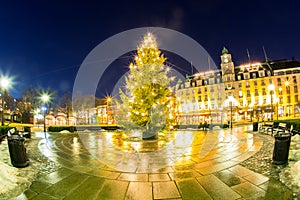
[221,47,235,82]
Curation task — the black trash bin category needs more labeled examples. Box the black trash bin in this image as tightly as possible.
[253,122,259,132]
[7,135,29,168]
[272,132,291,165]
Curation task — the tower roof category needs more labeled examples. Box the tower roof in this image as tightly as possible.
[222,47,229,55]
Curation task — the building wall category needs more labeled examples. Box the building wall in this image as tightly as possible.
[175,49,300,125]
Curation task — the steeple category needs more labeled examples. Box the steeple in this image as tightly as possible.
[220,47,235,82]
[222,47,229,55]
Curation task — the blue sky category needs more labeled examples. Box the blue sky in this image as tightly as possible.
[0,0,299,98]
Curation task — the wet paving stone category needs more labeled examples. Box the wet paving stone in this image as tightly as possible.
[125,182,152,200]
[153,181,181,199]
[11,126,300,199]
[64,176,105,200]
[213,170,246,187]
[231,182,266,199]
[97,179,129,200]
[176,178,212,200]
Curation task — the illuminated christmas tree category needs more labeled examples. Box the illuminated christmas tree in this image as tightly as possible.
[116,33,175,139]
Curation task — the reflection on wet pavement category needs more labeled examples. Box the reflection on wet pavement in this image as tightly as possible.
[19,125,297,199]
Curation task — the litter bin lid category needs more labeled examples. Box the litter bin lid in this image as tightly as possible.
[7,134,24,141]
[274,133,291,139]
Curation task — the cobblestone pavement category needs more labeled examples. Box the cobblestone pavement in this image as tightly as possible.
[14,126,299,200]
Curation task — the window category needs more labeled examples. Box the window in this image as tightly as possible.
[294,85,298,93]
[246,81,250,88]
[238,83,242,88]
[237,75,241,80]
[254,81,257,86]
[295,95,299,103]
[198,88,201,94]
[252,73,256,78]
[247,90,251,97]
[287,86,290,94]
[227,76,231,81]
[293,76,297,83]
[244,74,249,79]
[210,87,214,92]
[205,95,208,101]
[287,96,291,103]
[277,78,281,86]
[267,71,271,76]
[279,97,283,104]
[261,80,265,86]
[262,88,266,95]
[198,96,202,101]
[239,91,243,97]
[216,78,220,83]
[255,89,258,96]
[259,72,264,77]
[269,79,272,84]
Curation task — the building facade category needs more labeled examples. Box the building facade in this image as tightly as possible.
[175,47,300,125]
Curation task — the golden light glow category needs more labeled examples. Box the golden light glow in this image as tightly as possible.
[41,93,50,103]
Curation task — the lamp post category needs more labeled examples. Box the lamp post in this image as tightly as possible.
[41,93,50,132]
[268,84,275,121]
[0,77,10,126]
[227,96,235,129]
[106,96,112,124]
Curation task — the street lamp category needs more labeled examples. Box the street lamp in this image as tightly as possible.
[227,96,235,129]
[0,77,11,126]
[41,93,50,132]
[106,96,112,124]
[268,84,275,120]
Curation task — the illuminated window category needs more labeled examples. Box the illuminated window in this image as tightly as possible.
[287,87,290,94]
[246,81,250,88]
[237,75,241,80]
[259,72,264,77]
[239,91,243,97]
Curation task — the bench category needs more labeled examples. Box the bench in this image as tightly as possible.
[272,123,287,135]
[259,121,274,134]
[198,123,210,130]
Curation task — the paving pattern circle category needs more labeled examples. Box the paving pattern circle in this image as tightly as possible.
[38,126,262,177]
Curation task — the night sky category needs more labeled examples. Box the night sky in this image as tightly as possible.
[0,1,299,98]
